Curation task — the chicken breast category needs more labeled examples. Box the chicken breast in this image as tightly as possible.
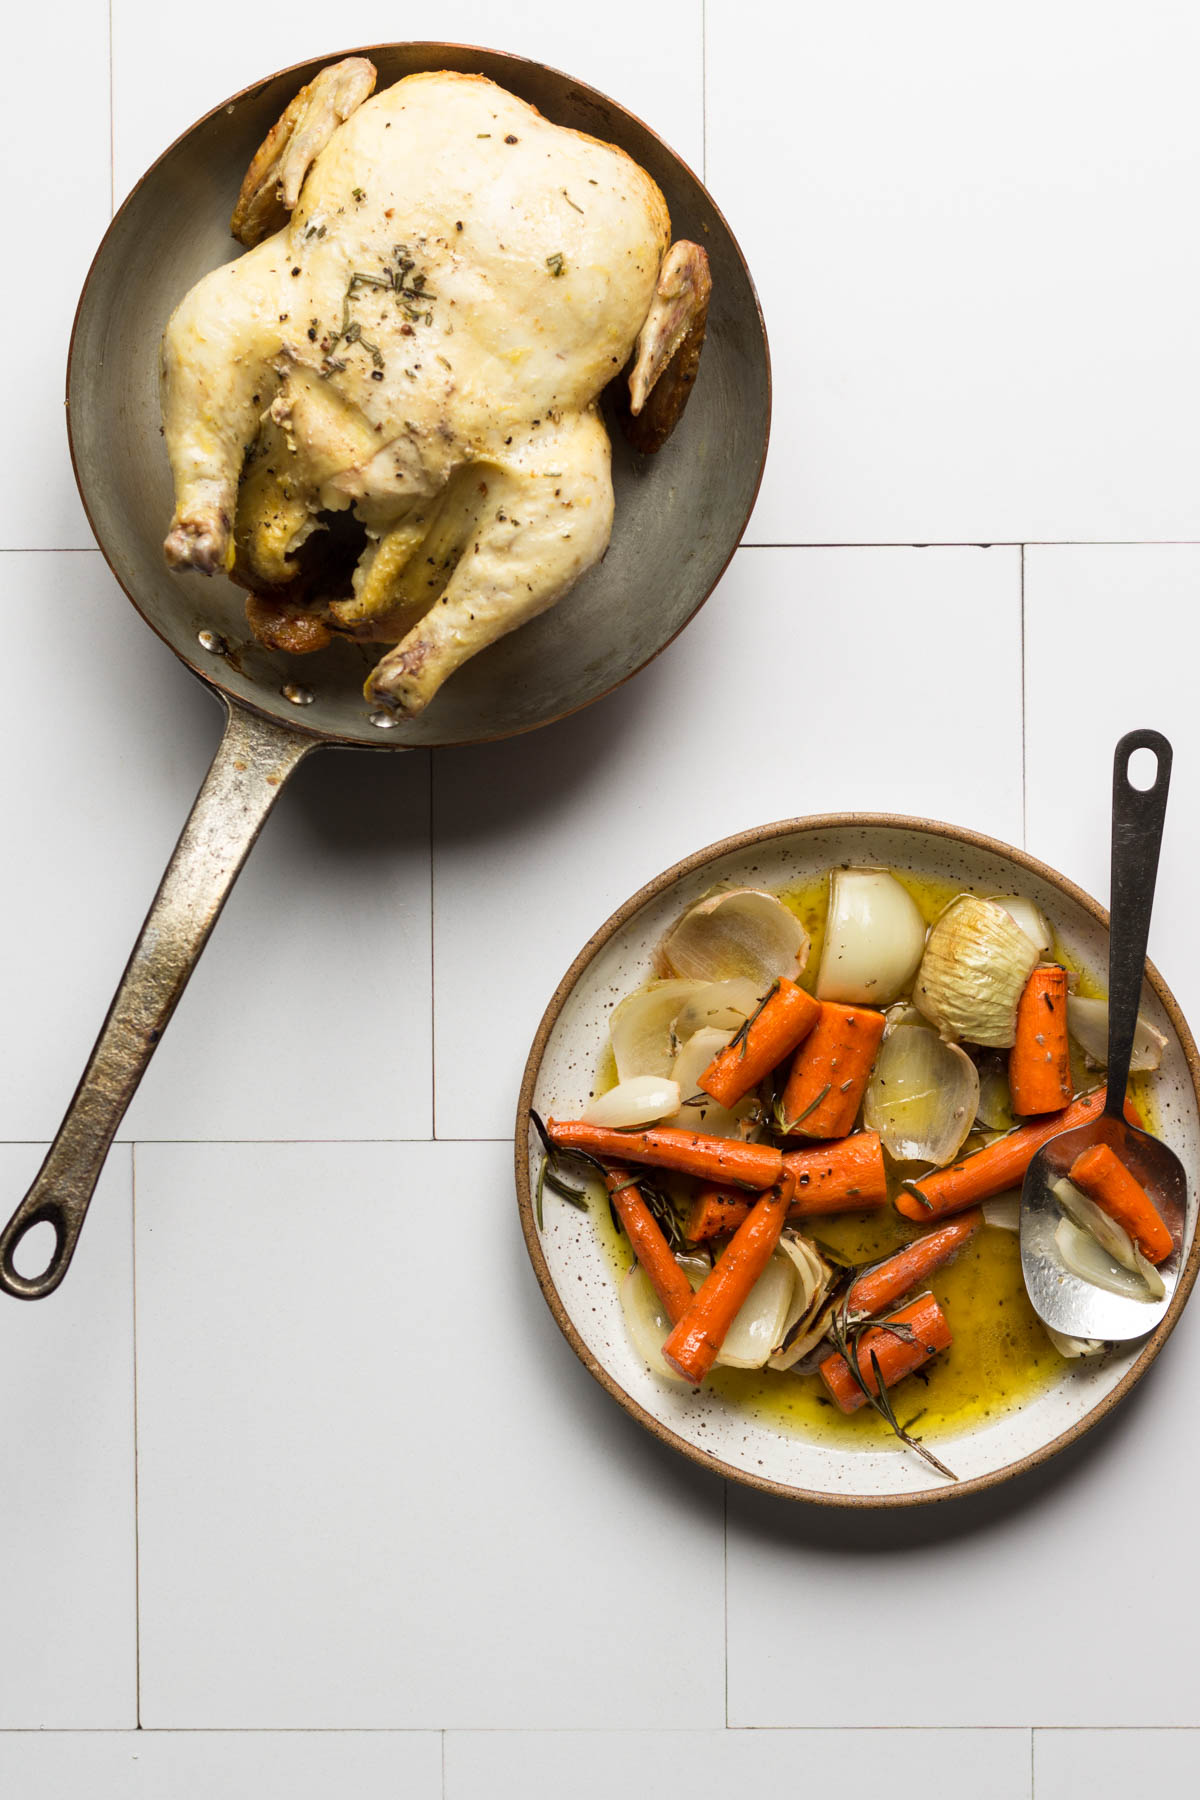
[161,63,709,716]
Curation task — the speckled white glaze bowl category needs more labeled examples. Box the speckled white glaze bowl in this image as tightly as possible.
[515,815,1200,1507]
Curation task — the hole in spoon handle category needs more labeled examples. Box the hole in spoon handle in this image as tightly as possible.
[1108,729,1173,1115]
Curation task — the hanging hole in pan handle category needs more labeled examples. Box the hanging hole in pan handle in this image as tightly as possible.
[0,1193,76,1301]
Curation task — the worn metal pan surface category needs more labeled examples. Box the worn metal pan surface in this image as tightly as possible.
[0,41,769,1299]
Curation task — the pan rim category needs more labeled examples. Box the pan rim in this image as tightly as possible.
[64,38,771,751]
[514,809,1200,1509]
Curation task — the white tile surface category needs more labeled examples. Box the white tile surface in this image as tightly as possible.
[0,552,432,1144]
[0,1145,136,1728]
[726,1283,1200,1726]
[111,1,704,207]
[132,1140,725,1728]
[1034,1730,1199,1799]
[6,0,1200,1772]
[0,1732,441,1800]
[433,543,1021,1137]
[706,1,1200,545]
[3,17,110,549]
[446,1729,1032,1798]
[1024,544,1200,1033]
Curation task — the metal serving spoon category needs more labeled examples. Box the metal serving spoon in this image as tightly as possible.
[1020,729,1187,1342]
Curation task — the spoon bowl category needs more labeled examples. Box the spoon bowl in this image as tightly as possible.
[1021,1114,1187,1341]
[1020,728,1186,1343]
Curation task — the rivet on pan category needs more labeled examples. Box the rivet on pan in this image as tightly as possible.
[197,629,226,654]
[282,683,315,706]
[369,710,400,729]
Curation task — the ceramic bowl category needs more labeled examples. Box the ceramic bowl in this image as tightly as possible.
[515,814,1200,1507]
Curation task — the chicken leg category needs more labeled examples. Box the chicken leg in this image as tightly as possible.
[366,409,613,714]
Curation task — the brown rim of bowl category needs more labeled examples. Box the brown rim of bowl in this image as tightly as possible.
[63,39,771,752]
[514,810,1200,1510]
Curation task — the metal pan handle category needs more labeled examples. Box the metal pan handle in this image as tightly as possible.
[0,698,315,1300]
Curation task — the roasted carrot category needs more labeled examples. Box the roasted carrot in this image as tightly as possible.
[1067,1142,1173,1265]
[605,1165,694,1322]
[698,978,822,1108]
[779,1002,887,1139]
[783,1132,890,1217]
[1009,966,1072,1115]
[896,1087,1139,1221]
[684,1133,889,1240]
[818,1292,953,1413]
[661,1173,795,1383]
[846,1211,982,1317]
[546,1119,783,1189]
[684,1186,754,1242]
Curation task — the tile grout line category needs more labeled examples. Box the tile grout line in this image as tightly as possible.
[722,1479,729,1728]
[711,539,1200,549]
[1030,1724,1036,1798]
[130,1143,143,1729]
[108,0,116,218]
[1020,544,1028,850]
[701,0,708,186]
[5,1724,1190,1735]
[3,541,1200,555]
[430,752,438,1141]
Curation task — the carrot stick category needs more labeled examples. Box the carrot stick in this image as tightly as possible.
[819,1293,952,1413]
[546,1119,783,1189]
[684,1133,889,1240]
[698,979,821,1108]
[779,1002,886,1139]
[604,1165,694,1322]
[1009,966,1072,1115]
[896,1087,1138,1221]
[1067,1142,1173,1265]
[846,1211,982,1317]
[661,1173,795,1383]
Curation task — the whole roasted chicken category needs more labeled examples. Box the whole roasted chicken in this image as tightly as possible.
[161,59,711,716]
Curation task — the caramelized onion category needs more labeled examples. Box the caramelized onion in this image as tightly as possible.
[661,888,809,987]
[913,895,1040,1047]
[620,1256,708,1380]
[981,1191,1021,1232]
[991,894,1052,954]
[609,979,706,1081]
[863,1024,979,1166]
[582,1076,681,1129]
[1066,995,1167,1074]
[673,977,766,1041]
[1045,1325,1107,1358]
[767,1234,835,1369]
[817,868,926,1005]
[975,1056,1016,1132]
[716,1252,795,1369]
[1052,1177,1165,1300]
[665,1027,757,1137]
[1054,1217,1162,1301]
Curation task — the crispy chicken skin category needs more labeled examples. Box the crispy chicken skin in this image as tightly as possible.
[161,62,710,716]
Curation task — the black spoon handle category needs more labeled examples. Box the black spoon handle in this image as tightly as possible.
[1106,729,1173,1116]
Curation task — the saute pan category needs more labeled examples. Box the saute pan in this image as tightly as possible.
[0,42,769,1300]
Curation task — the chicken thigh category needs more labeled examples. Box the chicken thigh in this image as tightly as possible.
[161,61,711,716]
